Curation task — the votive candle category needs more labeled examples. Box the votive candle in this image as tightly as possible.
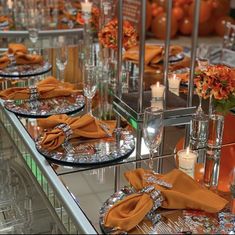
[81,0,92,13]
[168,74,181,96]
[151,82,165,99]
[178,147,198,178]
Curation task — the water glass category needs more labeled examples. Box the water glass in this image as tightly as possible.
[207,114,224,148]
[143,107,164,170]
[190,113,209,143]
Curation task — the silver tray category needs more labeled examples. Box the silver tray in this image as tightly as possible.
[36,129,135,167]
[0,61,52,78]
[99,187,228,234]
[4,94,85,118]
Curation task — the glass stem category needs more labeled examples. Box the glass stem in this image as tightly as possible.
[149,150,154,170]
[60,69,65,82]
[87,98,92,115]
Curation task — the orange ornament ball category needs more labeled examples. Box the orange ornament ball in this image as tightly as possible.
[172,7,184,21]
[179,17,193,35]
[215,16,235,37]
[151,13,178,39]
[189,0,212,23]
[198,17,215,36]
[146,0,152,30]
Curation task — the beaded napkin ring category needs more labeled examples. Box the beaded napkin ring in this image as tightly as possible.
[29,86,40,101]
[55,123,73,142]
[141,185,164,225]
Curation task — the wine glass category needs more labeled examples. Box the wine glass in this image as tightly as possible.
[196,44,210,115]
[56,45,68,82]
[83,63,97,115]
[26,1,41,53]
[143,107,164,170]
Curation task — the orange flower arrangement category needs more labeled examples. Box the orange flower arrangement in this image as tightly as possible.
[194,64,235,113]
[98,18,137,50]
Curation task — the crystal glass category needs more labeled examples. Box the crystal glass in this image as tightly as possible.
[25,1,41,52]
[196,44,210,115]
[56,45,68,82]
[83,64,97,115]
[143,107,164,170]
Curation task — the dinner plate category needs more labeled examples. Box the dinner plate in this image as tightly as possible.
[4,94,85,118]
[0,61,52,79]
[36,129,135,167]
[99,187,227,234]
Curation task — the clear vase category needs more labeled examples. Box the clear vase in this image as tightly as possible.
[203,100,225,189]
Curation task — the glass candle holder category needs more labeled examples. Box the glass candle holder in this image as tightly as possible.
[177,148,198,179]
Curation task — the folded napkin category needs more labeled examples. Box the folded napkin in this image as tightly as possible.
[15,52,43,65]
[8,43,28,55]
[123,45,183,66]
[38,114,117,151]
[123,45,163,65]
[104,168,228,232]
[0,16,9,23]
[0,55,10,69]
[0,76,78,100]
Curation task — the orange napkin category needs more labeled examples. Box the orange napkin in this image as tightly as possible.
[38,114,117,151]
[0,76,78,100]
[15,52,43,65]
[8,43,28,55]
[104,168,228,232]
[123,45,163,65]
[0,55,10,69]
[0,16,9,23]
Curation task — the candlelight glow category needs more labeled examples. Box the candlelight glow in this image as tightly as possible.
[156,81,160,87]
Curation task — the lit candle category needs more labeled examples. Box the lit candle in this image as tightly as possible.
[7,0,13,10]
[178,147,198,178]
[81,0,92,13]
[151,82,165,99]
[168,74,181,96]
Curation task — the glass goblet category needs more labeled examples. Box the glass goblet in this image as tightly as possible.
[143,107,164,171]
[56,46,68,82]
[83,64,97,115]
[27,8,40,53]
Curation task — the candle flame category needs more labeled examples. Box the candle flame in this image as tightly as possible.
[173,74,177,80]
[186,147,190,155]
[85,0,88,2]
[156,81,160,87]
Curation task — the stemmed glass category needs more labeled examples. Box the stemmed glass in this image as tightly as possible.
[83,63,97,115]
[25,1,41,53]
[196,44,210,115]
[56,44,68,82]
[143,107,164,170]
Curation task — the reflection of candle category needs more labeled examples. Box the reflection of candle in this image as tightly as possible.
[178,147,198,178]
[81,0,92,13]
[151,82,165,99]
[168,74,181,96]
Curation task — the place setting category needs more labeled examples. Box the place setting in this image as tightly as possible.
[0,76,85,118]
[35,113,135,167]
[0,43,52,79]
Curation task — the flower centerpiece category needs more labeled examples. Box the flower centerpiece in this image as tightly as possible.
[98,18,137,50]
[194,64,235,114]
